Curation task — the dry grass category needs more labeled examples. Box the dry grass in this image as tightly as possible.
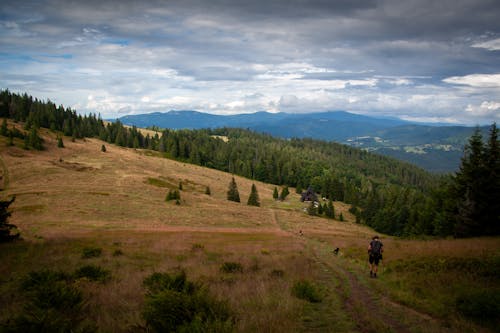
[1,121,499,332]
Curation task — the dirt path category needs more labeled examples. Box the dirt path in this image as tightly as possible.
[304,240,444,333]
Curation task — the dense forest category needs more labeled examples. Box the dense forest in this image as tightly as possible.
[1,89,498,237]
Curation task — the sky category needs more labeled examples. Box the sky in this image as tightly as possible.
[1,0,499,125]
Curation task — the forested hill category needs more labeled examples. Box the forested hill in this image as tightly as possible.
[117,110,484,173]
[1,90,498,237]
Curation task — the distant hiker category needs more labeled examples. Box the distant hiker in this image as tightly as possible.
[368,235,383,278]
[333,247,339,255]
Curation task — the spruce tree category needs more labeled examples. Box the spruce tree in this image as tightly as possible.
[273,187,279,200]
[339,212,344,221]
[279,186,289,201]
[247,184,260,207]
[0,197,19,242]
[101,144,106,152]
[227,177,240,203]
[57,136,64,148]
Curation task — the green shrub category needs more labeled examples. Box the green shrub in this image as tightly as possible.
[456,289,500,325]
[291,279,322,303]
[74,265,111,282]
[81,247,102,259]
[2,269,93,332]
[142,271,234,333]
[220,262,243,273]
[191,243,204,251]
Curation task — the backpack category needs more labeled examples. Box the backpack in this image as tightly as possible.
[370,240,382,256]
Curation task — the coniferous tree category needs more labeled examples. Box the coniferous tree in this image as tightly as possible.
[0,197,19,242]
[247,184,260,207]
[179,181,183,191]
[307,201,317,216]
[273,187,279,200]
[57,136,64,148]
[325,200,335,219]
[101,144,106,152]
[317,202,323,215]
[279,186,289,201]
[339,212,344,221]
[227,177,240,203]
[205,186,211,195]
[453,128,487,236]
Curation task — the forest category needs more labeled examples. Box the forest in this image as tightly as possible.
[1,89,498,237]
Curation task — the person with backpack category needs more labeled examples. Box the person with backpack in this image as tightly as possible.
[368,235,383,278]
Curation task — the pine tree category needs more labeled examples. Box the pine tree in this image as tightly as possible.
[0,197,19,242]
[454,128,486,236]
[227,177,240,203]
[279,186,289,201]
[317,201,323,215]
[247,184,260,207]
[205,186,211,195]
[339,212,344,221]
[325,199,335,219]
[307,201,317,216]
[101,144,106,152]
[57,136,64,148]
[179,181,183,191]
[273,187,279,200]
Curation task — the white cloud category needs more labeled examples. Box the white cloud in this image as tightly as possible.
[443,74,500,88]
[465,101,500,117]
[471,38,500,51]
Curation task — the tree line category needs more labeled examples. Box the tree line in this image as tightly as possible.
[1,89,498,237]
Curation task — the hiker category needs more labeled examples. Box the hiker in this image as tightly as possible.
[368,235,383,278]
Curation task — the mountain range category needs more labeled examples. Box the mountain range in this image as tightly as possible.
[117,110,486,173]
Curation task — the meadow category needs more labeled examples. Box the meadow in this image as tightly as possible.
[0,124,499,332]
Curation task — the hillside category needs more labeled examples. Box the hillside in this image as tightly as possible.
[1,124,499,332]
[117,110,482,173]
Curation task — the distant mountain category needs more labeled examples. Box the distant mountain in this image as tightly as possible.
[117,110,483,173]
[118,110,408,141]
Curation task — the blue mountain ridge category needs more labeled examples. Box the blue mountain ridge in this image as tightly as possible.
[117,110,484,173]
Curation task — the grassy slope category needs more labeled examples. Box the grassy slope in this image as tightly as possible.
[1,123,499,332]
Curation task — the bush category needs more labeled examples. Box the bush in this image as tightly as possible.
[113,249,124,256]
[456,289,500,325]
[74,265,111,282]
[2,269,93,332]
[291,279,322,303]
[142,271,234,333]
[220,262,243,273]
[81,247,102,259]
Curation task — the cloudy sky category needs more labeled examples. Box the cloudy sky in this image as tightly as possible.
[1,0,499,124]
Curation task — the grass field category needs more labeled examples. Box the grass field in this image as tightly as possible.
[1,122,499,332]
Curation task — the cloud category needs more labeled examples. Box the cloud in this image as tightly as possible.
[465,101,500,118]
[472,38,500,51]
[443,74,500,88]
[0,0,499,125]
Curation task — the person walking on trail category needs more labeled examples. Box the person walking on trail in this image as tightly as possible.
[368,235,383,278]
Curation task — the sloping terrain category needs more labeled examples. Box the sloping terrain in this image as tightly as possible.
[0,126,498,332]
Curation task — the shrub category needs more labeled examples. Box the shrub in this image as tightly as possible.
[191,243,204,251]
[82,247,102,258]
[220,262,243,273]
[456,289,500,325]
[3,269,92,332]
[74,265,111,282]
[270,269,285,278]
[142,271,234,333]
[113,249,124,256]
[291,279,322,303]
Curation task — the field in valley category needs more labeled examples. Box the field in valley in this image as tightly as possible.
[1,125,499,332]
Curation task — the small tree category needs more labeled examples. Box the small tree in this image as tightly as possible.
[273,187,279,200]
[166,190,181,202]
[227,177,240,203]
[205,186,211,195]
[317,202,323,215]
[339,212,344,222]
[325,200,335,219]
[57,136,64,148]
[0,197,19,242]
[101,144,106,152]
[279,186,289,201]
[0,119,8,136]
[307,201,317,216]
[179,181,183,191]
[247,184,260,207]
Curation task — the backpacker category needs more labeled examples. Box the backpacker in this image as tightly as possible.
[370,239,382,256]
